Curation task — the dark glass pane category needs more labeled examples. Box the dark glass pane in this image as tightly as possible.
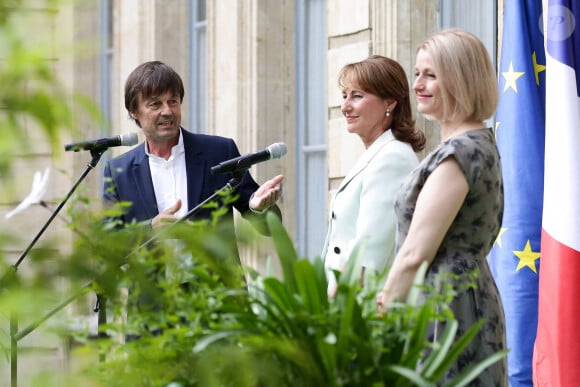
[197,0,206,21]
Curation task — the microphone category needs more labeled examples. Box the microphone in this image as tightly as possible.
[64,132,139,152]
[211,142,287,174]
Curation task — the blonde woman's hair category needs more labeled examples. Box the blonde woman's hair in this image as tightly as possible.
[417,29,498,122]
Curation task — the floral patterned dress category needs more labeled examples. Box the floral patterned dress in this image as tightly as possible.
[394,128,508,386]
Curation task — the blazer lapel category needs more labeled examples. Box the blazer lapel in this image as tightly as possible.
[182,130,206,210]
[335,131,396,194]
[131,145,158,218]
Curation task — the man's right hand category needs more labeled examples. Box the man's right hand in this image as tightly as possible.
[151,199,182,229]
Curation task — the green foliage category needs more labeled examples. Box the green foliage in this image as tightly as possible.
[60,211,506,387]
[0,2,111,385]
[0,0,104,178]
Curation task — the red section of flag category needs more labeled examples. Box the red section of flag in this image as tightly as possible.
[533,229,580,386]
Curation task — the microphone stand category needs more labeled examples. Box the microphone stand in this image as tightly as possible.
[5,146,108,387]
[180,172,245,222]
[4,151,246,387]
[96,171,246,269]
[6,147,107,279]
[121,170,245,250]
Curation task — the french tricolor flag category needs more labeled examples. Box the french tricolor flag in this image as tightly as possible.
[533,1,580,385]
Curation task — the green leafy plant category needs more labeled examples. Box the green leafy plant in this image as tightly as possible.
[69,210,506,387]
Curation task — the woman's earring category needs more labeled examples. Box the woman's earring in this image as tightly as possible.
[385,108,391,117]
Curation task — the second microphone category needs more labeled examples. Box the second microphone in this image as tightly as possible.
[211,142,287,175]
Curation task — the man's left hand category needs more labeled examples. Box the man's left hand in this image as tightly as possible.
[249,174,284,212]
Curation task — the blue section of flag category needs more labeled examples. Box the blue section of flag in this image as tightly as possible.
[546,0,580,94]
[489,1,545,386]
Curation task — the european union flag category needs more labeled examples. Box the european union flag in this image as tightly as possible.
[489,1,545,386]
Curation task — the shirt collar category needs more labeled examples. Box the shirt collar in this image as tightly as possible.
[145,129,185,161]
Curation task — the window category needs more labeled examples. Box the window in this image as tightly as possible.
[188,0,207,133]
[439,1,497,66]
[98,0,114,182]
[439,1,497,129]
[295,0,327,259]
[99,0,113,127]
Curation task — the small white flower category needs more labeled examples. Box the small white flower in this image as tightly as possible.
[5,167,51,219]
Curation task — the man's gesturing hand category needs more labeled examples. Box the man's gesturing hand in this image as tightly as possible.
[249,174,284,212]
[151,199,182,229]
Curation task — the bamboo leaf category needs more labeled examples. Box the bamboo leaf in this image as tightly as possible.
[446,350,508,387]
[399,303,431,366]
[337,241,365,287]
[388,365,435,387]
[262,277,300,312]
[406,261,429,306]
[426,319,485,381]
[294,259,327,314]
[267,212,298,291]
[193,330,244,352]
[421,320,458,377]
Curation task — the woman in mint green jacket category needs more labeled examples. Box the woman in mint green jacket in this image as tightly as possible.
[322,55,426,296]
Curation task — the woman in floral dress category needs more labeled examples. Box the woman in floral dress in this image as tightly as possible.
[376,29,508,386]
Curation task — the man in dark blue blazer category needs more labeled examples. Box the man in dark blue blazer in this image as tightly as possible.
[100,61,283,340]
[103,61,283,270]
[103,61,283,256]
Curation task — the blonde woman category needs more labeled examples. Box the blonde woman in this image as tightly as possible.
[376,29,507,385]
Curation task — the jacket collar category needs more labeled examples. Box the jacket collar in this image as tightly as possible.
[337,130,396,193]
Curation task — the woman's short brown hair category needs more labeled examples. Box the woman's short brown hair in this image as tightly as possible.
[338,55,426,152]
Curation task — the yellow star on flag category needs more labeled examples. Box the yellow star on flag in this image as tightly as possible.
[495,227,507,248]
[513,240,541,273]
[532,51,546,85]
[502,61,525,92]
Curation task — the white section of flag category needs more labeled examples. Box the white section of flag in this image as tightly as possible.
[543,54,580,251]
